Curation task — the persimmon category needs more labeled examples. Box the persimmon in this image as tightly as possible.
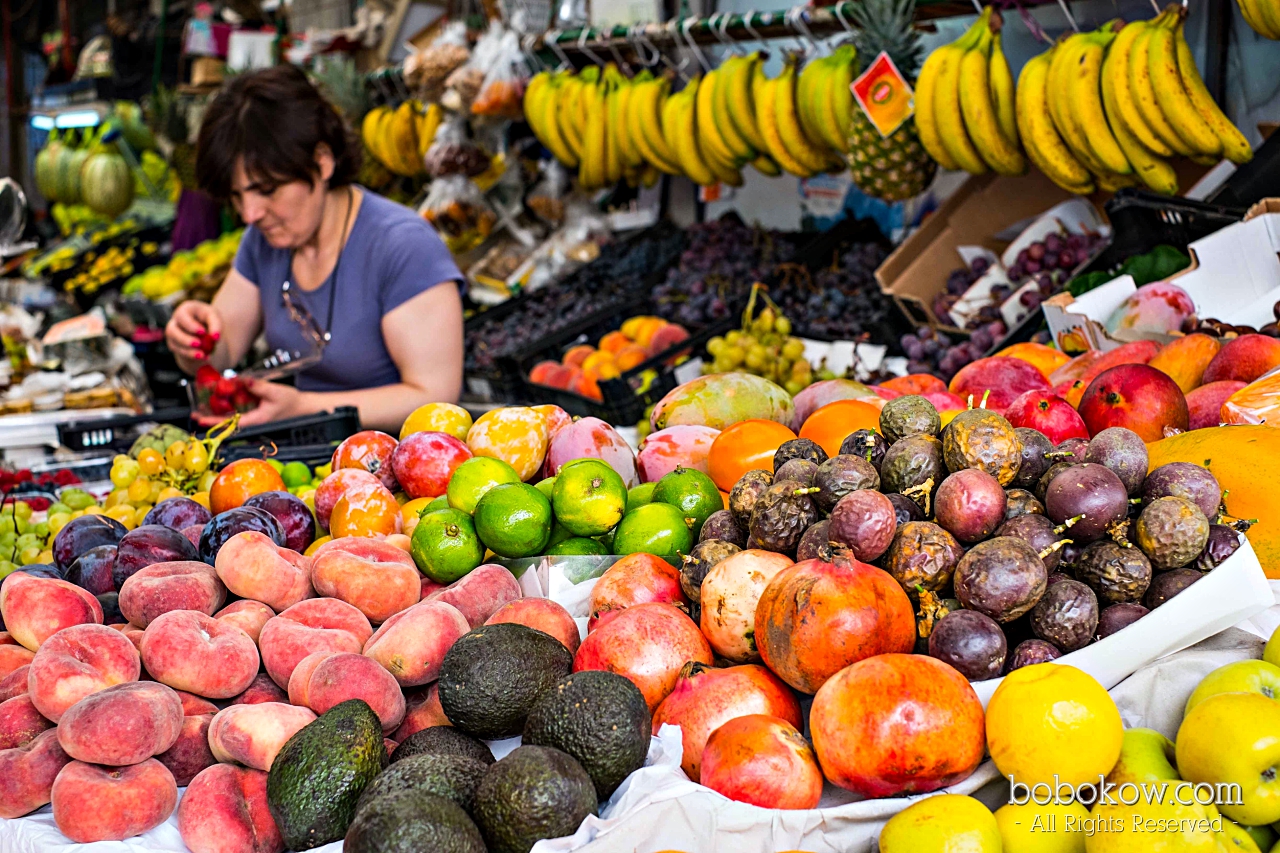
[706,419,797,492]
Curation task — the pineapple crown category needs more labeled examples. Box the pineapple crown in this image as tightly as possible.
[847,0,924,81]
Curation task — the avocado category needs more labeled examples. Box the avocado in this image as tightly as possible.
[267,699,386,850]
[355,752,488,816]
[523,670,651,801]
[473,745,598,853]
[390,725,495,766]
[344,790,486,853]
[438,623,573,739]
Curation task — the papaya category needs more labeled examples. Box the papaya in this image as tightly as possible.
[649,373,795,433]
[1147,425,1280,578]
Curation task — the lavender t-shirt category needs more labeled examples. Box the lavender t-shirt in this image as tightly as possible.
[232,188,462,393]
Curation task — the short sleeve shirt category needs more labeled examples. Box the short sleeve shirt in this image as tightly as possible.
[232,187,462,393]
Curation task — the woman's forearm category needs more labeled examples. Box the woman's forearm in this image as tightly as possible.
[296,379,460,434]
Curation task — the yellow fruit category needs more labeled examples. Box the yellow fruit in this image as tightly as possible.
[304,535,332,557]
[400,402,473,442]
[879,794,1001,852]
[137,448,164,476]
[165,441,187,470]
[127,478,152,503]
[987,663,1124,788]
[185,442,210,474]
[400,497,434,534]
[133,504,153,527]
[156,487,184,504]
[1176,692,1280,826]
[190,491,211,510]
[466,407,549,482]
[1266,626,1280,668]
[1084,798,1220,852]
[106,504,137,530]
[995,800,1090,852]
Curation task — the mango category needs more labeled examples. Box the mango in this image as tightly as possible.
[650,374,795,433]
[1148,333,1221,394]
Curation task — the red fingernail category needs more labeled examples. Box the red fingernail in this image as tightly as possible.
[211,332,220,341]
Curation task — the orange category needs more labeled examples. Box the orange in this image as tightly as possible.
[798,399,882,459]
[330,481,402,537]
[563,345,595,368]
[304,535,332,556]
[615,344,649,372]
[598,331,631,353]
[210,458,287,515]
[995,341,1072,381]
[707,419,798,492]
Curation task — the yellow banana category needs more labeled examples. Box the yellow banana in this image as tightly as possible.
[417,103,443,160]
[935,13,990,174]
[694,71,745,185]
[1095,171,1139,192]
[989,32,1018,148]
[828,43,857,150]
[1244,0,1280,38]
[1129,16,1194,156]
[1048,35,1109,175]
[714,57,756,162]
[1105,21,1174,157]
[1068,28,1132,175]
[603,65,624,185]
[361,107,386,165]
[755,73,816,178]
[1148,11,1222,157]
[541,77,579,168]
[797,55,832,154]
[774,56,834,174]
[1174,20,1252,163]
[557,75,585,160]
[913,43,959,170]
[751,153,782,176]
[1016,51,1093,192]
[633,78,682,175]
[615,74,644,169]
[580,79,608,190]
[388,101,421,176]
[960,23,1025,175]
[1101,44,1177,194]
[664,80,717,186]
[727,52,769,153]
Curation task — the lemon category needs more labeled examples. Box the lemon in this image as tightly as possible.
[996,800,1089,852]
[880,794,1001,852]
[446,457,521,515]
[400,402,473,442]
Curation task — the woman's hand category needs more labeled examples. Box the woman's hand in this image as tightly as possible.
[234,380,303,427]
[166,301,223,363]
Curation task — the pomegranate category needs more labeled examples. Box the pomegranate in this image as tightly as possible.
[754,554,915,694]
[699,550,793,663]
[701,714,823,809]
[651,662,801,782]
[588,553,687,631]
[573,602,712,711]
[810,653,985,798]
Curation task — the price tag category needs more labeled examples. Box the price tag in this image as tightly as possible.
[852,51,915,138]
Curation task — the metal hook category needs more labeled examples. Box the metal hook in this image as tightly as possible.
[786,6,823,56]
[680,18,712,74]
[710,12,745,57]
[545,29,573,70]
[741,9,767,43]
[970,0,983,14]
[604,34,632,73]
[577,27,608,66]
[832,2,854,33]
[1055,0,1081,32]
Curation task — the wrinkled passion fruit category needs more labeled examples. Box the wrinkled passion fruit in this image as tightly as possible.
[1007,639,1062,671]
[953,537,1048,623]
[813,455,880,514]
[828,490,897,562]
[796,520,831,562]
[680,539,742,601]
[1012,428,1054,490]
[1142,463,1222,522]
[839,429,888,473]
[914,589,962,653]
[1136,496,1210,570]
[729,469,774,528]
[1003,488,1045,521]
[995,514,1067,572]
[1029,579,1098,652]
[879,395,941,445]
[934,469,1007,544]
[942,409,1022,486]
[1050,437,1090,464]
[1044,463,1129,544]
[927,609,1007,681]
[881,435,945,514]
[1144,568,1204,609]
[882,521,964,598]
[1097,602,1149,638]
[774,438,828,471]
[1194,524,1242,571]
[698,510,747,548]
[774,458,819,488]
[1035,461,1075,503]
[1083,427,1149,496]
[886,493,925,525]
[1074,540,1152,605]
[748,480,819,554]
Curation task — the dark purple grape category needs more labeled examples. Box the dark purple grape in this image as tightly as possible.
[1058,249,1077,268]
[1027,243,1046,261]
[1143,568,1204,609]
[1045,233,1064,252]
[1045,464,1129,544]
[928,610,1007,681]
[199,507,286,564]
[971,257,990,275]
[142,497,213,533]
[1025,260,1042,274]
[1042,252,1059,269]
[65,545,118,595]
[52,515,128,573]
[243,491,316,554]
[1195,524,1242,571]
[112,525,201,590]
[1007,639,1061,671]
[1029,578,1098,652]
[1097,603,1149,638]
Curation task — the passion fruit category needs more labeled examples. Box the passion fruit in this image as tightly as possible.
[942,409,1022,486]
[879,395,941,445]
[1074,540,1152,605]
[882,521,964,598]
[827,490,897,562]
[774,458,819,488]
[1083,427,1149,496]
[812,455,880,514]
[748,480,819,554]
[927,609,1007,681]
[1143,568,1204,609]
[994,514,1066,572]
[680,539,742,601]
[953,537,1048,623]
[1097,602,1149,638]
[886,493,924,525]
[1050,437,1090,464]
[881,434,945,514]
[796,520,831,562]
[934,469,1007,544]
[1044,463,1129,544]
[773,438,828,471]
[1012,428,1053,490]
[1034,461,1075,503]
[1135,496,1210,570]
[698,510,747,548]
[1142,463,1222,522]
[1029,578,1098,652]
[1194,524,1242,571]
[729,469,773,529]
[1003,488,1045,522]
[839,429,887,473]
[1007,638,1061,671]
[914,589,962,654]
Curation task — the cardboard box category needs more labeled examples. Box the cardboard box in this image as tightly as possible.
[1043,197,1280,352]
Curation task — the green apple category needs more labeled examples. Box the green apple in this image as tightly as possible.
[1186,660,1280,716]
[1221,818,1265,853]
[1266,626,1280,669]
[1106,727,1181,786]
[1177,692,1280,826]
[1238,820,1276,852]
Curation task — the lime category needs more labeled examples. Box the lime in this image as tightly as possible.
[426,495,450,511]
[547,521,575,549]
[597,527,616,553]
[547,537,608,556]
[651,467,724,538]
[446,456,522,515]
[612,502,694,558]
[534,476,557,501]
[626,483,656,513]
[280,461,312,489]
[474,483,553,558]
[265,459,285,474]
[410,508,485,583]
[552,460,627,537]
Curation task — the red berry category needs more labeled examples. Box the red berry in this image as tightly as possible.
[194,365,220,389]
[209,396,233,416]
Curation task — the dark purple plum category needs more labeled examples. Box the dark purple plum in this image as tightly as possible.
[839,429,887,473]
[995,514,1066,571]
[199,506,286,564]
[698,510,747,548]
[112,525,201,590]
[928,609,1007,681]
[1195,524,1242,571]
[97,591,122,625]
[1050,437,1089,463]
[52,515,127,572]
[773,438,828,470]
[1029,578,1098,652]
[1142,462,1222,521]
[1034,461,1075,503]
[16,564,61,580]
[243,491,316,554]
[882,521,964,598]
[813,455,879,514]
[142,497,213,533]
[934,469,1007,544]
[1044,463,1129,544]
[1007,639,1061,671]
[1012,428,1054,490]
[1143,568,1204,609]
[1084,428,1149,496]
[795,520,831,562]
[65,545,118,595]
[1074,540,1152,604]
[1097,602,1149,638]
[679,539,741,601]
[827,490,897,562]
[774,459,819,488]
[953,537,1048,623]
[886,493,924,525]
[1003,488,1044,521]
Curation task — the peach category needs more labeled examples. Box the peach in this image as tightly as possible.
[51,759,178,843]
[141,610,260,699]
[258,597,373,688]
[422,576,446,599]
[178,764,283,853]
[1187,380,1248,430]
[27,623,140,721]
[362,599,469,687]
[0,572,103,651]
[291,651,405,733]
[114,622,145,653]
[1202,333,1280,384]
[391,682,449,742]
[0,630,15,643]
[119,560,227,628]
[424,563,522,628]
[0,642,33,677]
[208,702,316,771]
[57,680,183,765]
[310,537,420,624]
[0,664,29,701]
[485,598,581,653]
[214,532,313,613]
[175,690,218,715]
[0,694,53,748]
[1148,333,1221,393]
[215,599,275,643]
[636,425,720,484]
[157,713,216,785]
[285,651,330,707]
[0,728,72,817]
[230,673,288,705]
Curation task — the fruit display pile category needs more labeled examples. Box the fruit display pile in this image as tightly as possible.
[771,239,895,343]
[526,315,688,402]
[123,230,244,302]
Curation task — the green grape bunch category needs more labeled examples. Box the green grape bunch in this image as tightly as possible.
[704,282,816,395]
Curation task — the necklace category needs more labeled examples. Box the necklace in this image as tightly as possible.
[281,185,355,346]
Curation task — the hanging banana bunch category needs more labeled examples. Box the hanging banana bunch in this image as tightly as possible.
[360,99,430,177]
[1237,0,1280,39]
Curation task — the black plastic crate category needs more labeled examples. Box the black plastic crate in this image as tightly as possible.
[216,408,362,459]
[57,408,193,456]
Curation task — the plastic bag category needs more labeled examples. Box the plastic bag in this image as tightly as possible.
[403,21,469,101]
[527,160,570,226]
[424,113,492,178]
[472,29,526,118]
[1220,365,1280,426]
[442,21,507,111]
[419,175,496,254]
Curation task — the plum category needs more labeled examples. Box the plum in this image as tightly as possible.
[934,469,1007,544]
[113,525,200,589]
[198,507,286,564]
[1029,579,1098,652]
[812,455,879,514]
[1142,463,1222,522]
[1195,524,1242,571]
[243,491,316,554]
[52,515,127,573]
[995,514,1066,571]
[728,469,773,529]
[1012,428,1054,491]
[882,521,964,597]
[1007,639,1061,671]
[1003,489,1044,521]
[1044,463,1129,544]
[679,540,741,602]
[64,545,117,595]
[1083,428,1148,496]
[953,537,1048,623]
[774,459,819,488]
[142,498,212,533]
[1074,541,1152,605]
[927,609,1007,681]
[97,591,123,625]
[1144,568,1204,609]
[698,511,746,548]
[827,490,897,562]
[15,564,60,580]
[795,520,831,562]
[839,429,887,474]
[886,493,924,525]
[1097,603,1149,638]
[1136,497,1210,570]
[773,438,828,470]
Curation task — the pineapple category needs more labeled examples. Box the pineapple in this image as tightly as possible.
[845,0,937,202]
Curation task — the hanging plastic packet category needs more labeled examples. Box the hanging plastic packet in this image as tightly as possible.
[472,29,526,118]
[419,175,497,255]
[527,160,570,227]
[424,113,492,179]
[403,21,470,102]
[442,21,507,112]
[1220,365,1280,426]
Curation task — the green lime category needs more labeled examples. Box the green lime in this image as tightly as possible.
[280,461,312,489]
[426,495,450,512]
[266,459,286,474]
[534,476,557,501]
[547,521,575,549]
[612,502,694,558]
[446,456,522,515]
[597,528,615,553]
[651,467,724,538]
[547,537,608,556]
[552,460,627,537]
[474,483,553,558]
[626,483,656,513]
[411,508,485,583]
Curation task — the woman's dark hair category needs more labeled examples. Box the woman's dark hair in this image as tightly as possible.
[195,64,360,201]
